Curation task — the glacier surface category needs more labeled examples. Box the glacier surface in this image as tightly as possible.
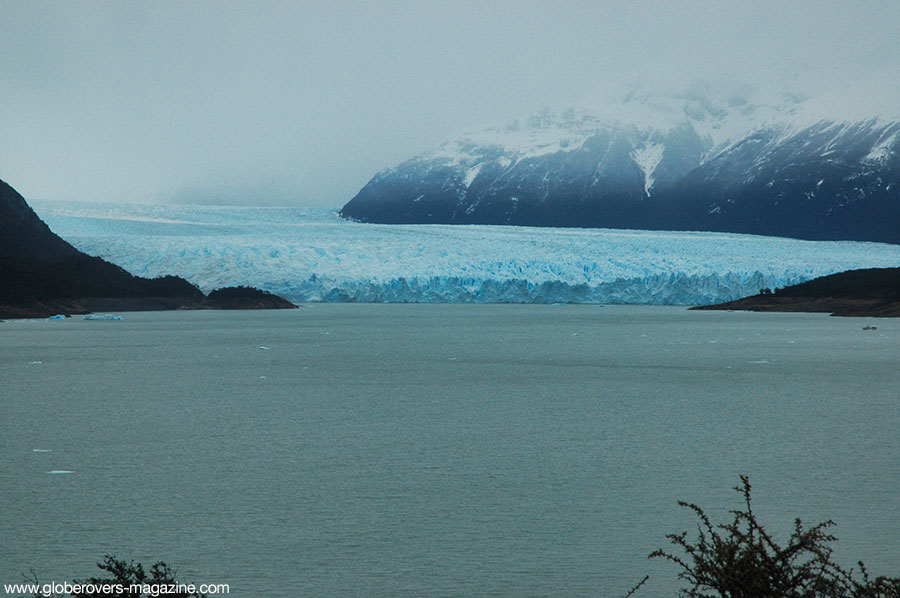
[32,201,900,305]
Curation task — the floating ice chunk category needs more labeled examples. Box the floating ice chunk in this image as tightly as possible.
[47,314,67,320]
[47,470,73,474]
[83,314,123,321]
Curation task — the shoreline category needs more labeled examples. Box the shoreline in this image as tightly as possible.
[692,296,900,317]
[0,289,297,320]
[692,267,900,317]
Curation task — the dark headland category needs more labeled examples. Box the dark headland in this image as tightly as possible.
[693,267,900,317]
[0,178,296,319]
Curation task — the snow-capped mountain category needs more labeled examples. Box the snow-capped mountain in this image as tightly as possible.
[340,78,900,243]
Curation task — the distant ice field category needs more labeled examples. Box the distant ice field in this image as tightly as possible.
[31,201,900,305]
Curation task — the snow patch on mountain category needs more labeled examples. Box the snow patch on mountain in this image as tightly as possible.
[865,131,898,163]
[427,111,596,167]
[630,141,665,196]
[463,163,483,187]
[384,79,806,184]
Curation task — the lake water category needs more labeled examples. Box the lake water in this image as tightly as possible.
[2,305,898,597]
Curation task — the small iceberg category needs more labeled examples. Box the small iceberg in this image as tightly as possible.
[47,314,67,320]
[83,314,123,321]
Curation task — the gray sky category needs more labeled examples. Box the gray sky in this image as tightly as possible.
[2,1,898,206]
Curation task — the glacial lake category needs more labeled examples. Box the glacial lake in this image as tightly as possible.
[2,305,898,597]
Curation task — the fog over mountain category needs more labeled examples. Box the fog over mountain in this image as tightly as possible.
[2,1,898,207]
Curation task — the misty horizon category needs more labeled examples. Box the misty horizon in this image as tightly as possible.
[2,1,898,207]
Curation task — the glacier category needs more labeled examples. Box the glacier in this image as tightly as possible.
[31,201,900,305]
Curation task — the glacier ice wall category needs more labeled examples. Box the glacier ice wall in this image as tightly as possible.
[32,201,900,305]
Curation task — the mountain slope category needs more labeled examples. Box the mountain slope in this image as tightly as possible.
[340,81,900,243]
[1,179,79,261]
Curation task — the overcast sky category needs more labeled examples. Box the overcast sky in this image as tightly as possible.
[2,1,898,206]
